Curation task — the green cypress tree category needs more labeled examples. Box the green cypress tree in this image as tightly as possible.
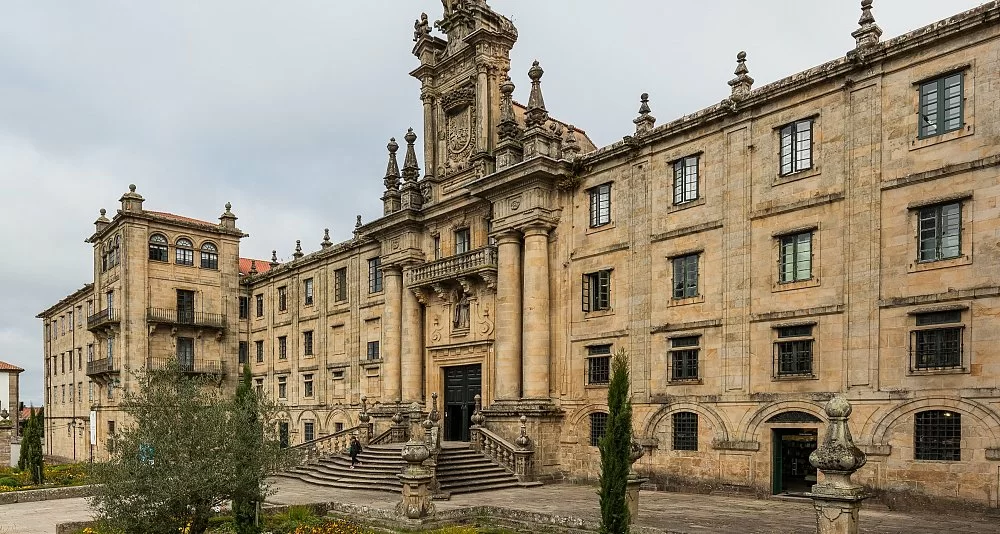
[18,408,44,484]
[599,349,632,533]
[232,364,262,533]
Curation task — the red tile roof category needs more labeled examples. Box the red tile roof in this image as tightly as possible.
[239,258,273,276]
[19,407,38,420]
[0,361,24,372]
[146,210,217,227]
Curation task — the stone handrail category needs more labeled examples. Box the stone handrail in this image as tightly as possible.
[291,425,361,462]
[474,427,518,474]
[407,246,497,286]
[369,427,395,446]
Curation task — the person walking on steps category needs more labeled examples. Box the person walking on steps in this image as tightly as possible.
[349,435,362,468]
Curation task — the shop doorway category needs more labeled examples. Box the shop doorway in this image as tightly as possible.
[443,364,481,441]
[772,428,818,495]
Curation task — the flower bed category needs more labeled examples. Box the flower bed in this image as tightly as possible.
[0,463,89,492]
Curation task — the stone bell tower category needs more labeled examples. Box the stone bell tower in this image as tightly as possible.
[410,0,518,202]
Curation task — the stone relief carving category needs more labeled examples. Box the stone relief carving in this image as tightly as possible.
[430,314,442,342]
[479,301,494,336]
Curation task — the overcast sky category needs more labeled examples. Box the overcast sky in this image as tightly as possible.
[0,0,986,406]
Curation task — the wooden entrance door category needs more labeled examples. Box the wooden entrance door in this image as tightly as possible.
[443,364,481,441]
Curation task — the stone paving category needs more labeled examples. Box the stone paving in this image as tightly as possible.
[2,478,999,534]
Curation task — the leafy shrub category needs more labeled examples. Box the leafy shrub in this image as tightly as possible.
[0,477,19,488]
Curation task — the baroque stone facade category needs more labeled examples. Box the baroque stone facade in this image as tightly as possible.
[39,0,1000,507]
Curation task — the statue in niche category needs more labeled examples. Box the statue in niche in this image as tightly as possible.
[453,292,471,330]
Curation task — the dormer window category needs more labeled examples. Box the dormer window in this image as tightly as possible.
[149,234,168,262]
[200,242,219,269]
[176,238,194,266]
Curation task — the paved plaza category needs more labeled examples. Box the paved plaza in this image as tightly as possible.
[3,479,998,534]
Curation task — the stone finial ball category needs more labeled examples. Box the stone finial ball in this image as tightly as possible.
[225,202,232,210]
[404,128,417,144]
[641,92,649,100]
[737,51,747,61]
[100,208,107,216]
[129,184,136,192]
[825,395,853,418]
[862,0,873,7]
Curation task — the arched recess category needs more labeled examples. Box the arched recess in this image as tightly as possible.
[323,407,356,431]
[296,409,320,428]
[867,396,1000,448]
[565,404,610,443]
[742,400,827,442]
[640,402,731,444]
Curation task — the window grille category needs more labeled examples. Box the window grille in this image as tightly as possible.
[589,412,608,446]
[672,412,699,451]
[914,410,961,461]
[587,345,612,385]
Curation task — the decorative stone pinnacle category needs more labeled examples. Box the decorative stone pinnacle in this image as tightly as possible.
[470,393,485,427]
[728,51,754,102]
[852,0,882,50]
[562,125,581,159]
[129,184,136,192]
[413,12,431,42]
[359,395,370,424]
[100,208,106,217]
[220,201,237,224]
[515,414,532,450]
[321,228,332,248]
[525,60,549,128]
[384,137,401,191]
[293,240,303,259]
[270,250,279,267]
[430,392,440,423]
[248,260,258,275]
[498,75,522,141]
[808,396,868,498]
[634,92,656,134]
[355,215,362,230]
[401,128,420,183]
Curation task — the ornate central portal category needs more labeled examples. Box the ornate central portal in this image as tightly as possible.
[443,364,481,441]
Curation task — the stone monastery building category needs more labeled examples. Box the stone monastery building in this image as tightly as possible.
[39,0,1000,507]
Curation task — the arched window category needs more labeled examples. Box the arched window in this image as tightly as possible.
[148,234,168,262]
[200,242,219,270]
[590,412,608,446]
[100,243,108,272]
[915,410,961,461]
[176,238,194,266]
[113,235,121,266]
[672,412,699,451]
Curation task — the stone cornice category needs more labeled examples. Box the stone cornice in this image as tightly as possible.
[242,236,377,286]
[87,210,246,244]
[467,155,571,200]
[36,283,94,319]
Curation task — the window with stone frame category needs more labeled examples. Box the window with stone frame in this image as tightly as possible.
[432,235,441,260]
[254,378,264,396]
[255,294,264,317]
[669,336,700,381]
[589,183,611,227]
[914,410,961,461]
[589,412,608,446]
[672,254,699,299]
[200,242,219,270]
[774,324,814,377]
[303,278,314,306]
[334,267,348,302]
[582,269,612,312]
[278,336,287,360]
[672,412,698,450]
[918,72,963,138]
[304,421,315,442]
[176,238,194,266]
[255,340,264,363]
[277,286,287,312]
[586,345,612,385]
[303,374,314,398]
[910,310,963,370]
[368,257,383,293]
[672,156,699,205]
[454,228,471,255]
[149,233,169,262]
[238,341,248,365]
[303,331,314,356]
[177,337,194,371]
[778,231,812,283]
[779,119,813,176]
[367,340,380,361]
[917,202,961,262]
[239,296,249,319]
[277,375,287,399]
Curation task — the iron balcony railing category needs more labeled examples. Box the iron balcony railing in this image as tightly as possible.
[87,308,119,331]
[146,308,226,329]
[86,357,118,376]
[408,246,497,286]
[149,357,225,375]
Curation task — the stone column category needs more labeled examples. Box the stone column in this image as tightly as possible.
[0,415,12,467]
[626,439,648,524]
[401,282,424,404]
[521,225,551,400]
[494,231,523,401]
[383,265,403,402]
[808,396,869,534]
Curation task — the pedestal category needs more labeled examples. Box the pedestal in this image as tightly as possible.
[626,476,647,524]
[809,494,864,534]
[397,470,435,519]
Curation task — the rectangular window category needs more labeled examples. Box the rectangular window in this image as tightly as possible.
[671,254,699,299]
[62,385,66,403]
[582,270,612,312]
[334,268,348,302]
[919,72,963,138]
[589,183,611,227]
[255,294,264,317]
[454,228,471,255]
[911,310,963,370]
[433,235,441,260]
[238,341,248,365]
[149,239,168,262]
[278,336,287,360]
[177,289,195,323]
[304,421,315,442]
[368,257,383,293]
[107,336,114,362]
[590,412,608,447]
[277,376,287,399]
[672,412,699,451]
[915,411,961,461]
[69,350,74,370]
[78,348,82,369]
[255,340,264,363]
[177,337,194,371]
[672,156,699,205]
[254,378,264,396]
[779,119,813,176]
[586,345,612,385]
[88,382,94,402]
[239,296,249,319]
[176,246,194,266]
[277,286,287,312]
[303,374,314,398]
[200,245,218,270]
[779,231,812,283]
[78,382,83,402]
[918,202,961,262]
[303,278,314,306]
[77,306,82,327]
[775,325,814,376]
[303,331,313,356]
[87,344,94,362]
[366,340,380,361]
[670,336,700,381]
[69,383,75,404]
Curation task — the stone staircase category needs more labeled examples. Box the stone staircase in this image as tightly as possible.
[278,442,536,495]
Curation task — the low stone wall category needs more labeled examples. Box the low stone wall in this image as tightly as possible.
[0,484,95,505]
[54,520,93,534]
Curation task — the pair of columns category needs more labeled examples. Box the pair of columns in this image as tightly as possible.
[495,225,552,402]
[382,265,423,404]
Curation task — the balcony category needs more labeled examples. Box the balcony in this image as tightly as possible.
[150,357,225,375]
[86,357,118,377]
[87,308,119,331]
[146,308,227,330]
[408,246,497,288]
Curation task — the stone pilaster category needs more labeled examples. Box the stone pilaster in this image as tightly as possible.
[494,231,523,401]
[401,282,424,404]
[382,265,403,403]
[521,225,551,400]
